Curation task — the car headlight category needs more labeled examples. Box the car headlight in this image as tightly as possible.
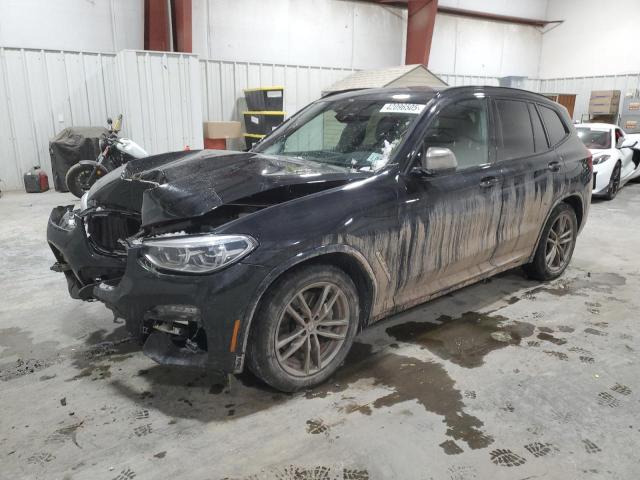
[592,154,610,165]
[58,210,77,230]
[141,234,258,274]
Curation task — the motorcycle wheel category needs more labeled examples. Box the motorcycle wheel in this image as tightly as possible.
[65,163,105,198]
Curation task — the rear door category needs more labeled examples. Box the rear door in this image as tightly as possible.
[490,99,559,268]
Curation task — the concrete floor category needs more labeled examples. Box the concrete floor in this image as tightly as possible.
[1,186,639,480]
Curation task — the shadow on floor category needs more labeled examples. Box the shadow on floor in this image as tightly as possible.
[65,268,543,426]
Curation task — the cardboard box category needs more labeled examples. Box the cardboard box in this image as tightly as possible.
[626,102,640,112]
[203,121,242,139]
[588,90,621,115]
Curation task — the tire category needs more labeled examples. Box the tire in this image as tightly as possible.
[247,264,359,392]
[524,202,578,281]
[65,163,101,198]
[604,162,622,200]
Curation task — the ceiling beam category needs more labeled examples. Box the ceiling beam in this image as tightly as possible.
[405,0,438,65]
[172,0,192,53]
[374,1,559,27]
[144,0,171,51]
[437,6,552,27]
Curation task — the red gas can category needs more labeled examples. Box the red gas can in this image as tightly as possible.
[23,166,50,193]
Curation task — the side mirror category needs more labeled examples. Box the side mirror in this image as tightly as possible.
[422,147,458,173]
[620,137,638,149]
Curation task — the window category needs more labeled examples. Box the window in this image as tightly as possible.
[421,98,489,169]
[496,99,535,161]
[577,127,611,149]
[529,104,548,152]
[539,105,569,146]
[257,97,430,171]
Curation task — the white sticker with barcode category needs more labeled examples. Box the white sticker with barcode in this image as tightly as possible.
[267,91,282,98]
[380,103,425,114]
[251,116,259,124]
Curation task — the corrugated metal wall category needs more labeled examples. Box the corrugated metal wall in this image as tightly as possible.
[116,50,204,155]
[0,47,120,191]
[3,44,640,191]
[539,74,640,122]
[437,74,500,87]
[0,47,357,190]
[200,60,356,121]
[0,47,203,191]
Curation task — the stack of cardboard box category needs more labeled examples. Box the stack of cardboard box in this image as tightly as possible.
[203,122,242,150]
[588,90,621,116]
[620,91,640,133]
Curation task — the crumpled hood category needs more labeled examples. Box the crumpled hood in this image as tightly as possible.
[88,149,366,226]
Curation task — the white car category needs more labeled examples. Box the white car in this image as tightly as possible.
[576,123,640,199]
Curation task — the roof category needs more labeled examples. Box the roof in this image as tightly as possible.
[320,85,563,108]
[323,64,447,95]
[320,86,439,103]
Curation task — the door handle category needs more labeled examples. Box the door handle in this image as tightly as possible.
[548,161,561,172]
[479,176,499,188]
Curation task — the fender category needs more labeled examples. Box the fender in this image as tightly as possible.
[237,244,379,358]
[77,160,109,175]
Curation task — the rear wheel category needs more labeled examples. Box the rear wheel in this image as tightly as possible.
[247,265,359,392]
[524,203,578,281]
[604,162,622,200]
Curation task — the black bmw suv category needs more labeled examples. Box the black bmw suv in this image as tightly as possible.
[48,86,592,392]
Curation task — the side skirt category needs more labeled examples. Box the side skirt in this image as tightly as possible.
[369,257,529,324]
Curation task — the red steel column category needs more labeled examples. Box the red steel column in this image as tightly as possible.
[145,0,171,51]
[405,0,438,65]
[172,0,193,53]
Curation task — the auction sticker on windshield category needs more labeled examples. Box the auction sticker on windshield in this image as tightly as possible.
[380,103,425,114]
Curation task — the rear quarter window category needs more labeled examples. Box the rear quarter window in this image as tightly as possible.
[539,105,569,146]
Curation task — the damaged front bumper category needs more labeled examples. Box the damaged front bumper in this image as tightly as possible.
[47,206,127,299]
[47,206,267,373]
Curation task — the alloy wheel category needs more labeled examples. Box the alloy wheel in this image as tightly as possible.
[545,211,574,274]
[275,282,350,377]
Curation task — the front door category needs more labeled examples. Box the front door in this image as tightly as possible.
[395,96,503,308]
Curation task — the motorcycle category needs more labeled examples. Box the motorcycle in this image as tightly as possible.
[65,115,148,198]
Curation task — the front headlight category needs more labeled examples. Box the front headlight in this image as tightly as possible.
[58,209,77,230]
[592,154,610,165]
[141,234,258,274]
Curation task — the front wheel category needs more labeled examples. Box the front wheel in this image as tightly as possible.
[65,163,105,198]
[524,203,578,281]
[604,162,621,200]
[247,265,359,392]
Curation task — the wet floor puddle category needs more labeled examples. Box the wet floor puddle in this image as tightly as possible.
[303,312,539,451]
[386,312,535,368]
[525,272,626,298]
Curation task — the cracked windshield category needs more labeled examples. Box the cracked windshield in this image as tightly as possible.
[255,97,430,171]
